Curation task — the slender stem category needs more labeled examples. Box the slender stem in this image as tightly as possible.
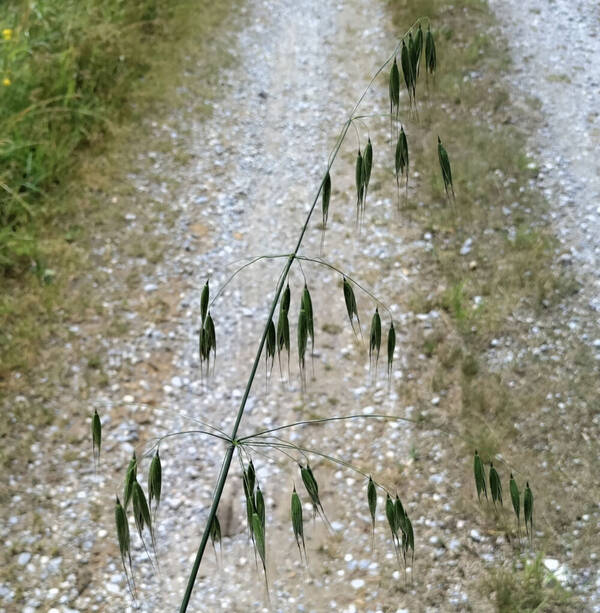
[239,413,421,442]
[209,252,403,319]
[246,440,391,495]
[180,21,423,611]
[145,429,231,455]
[179,100,353,613]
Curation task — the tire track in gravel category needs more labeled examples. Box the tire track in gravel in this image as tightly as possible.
[489,0,600,340]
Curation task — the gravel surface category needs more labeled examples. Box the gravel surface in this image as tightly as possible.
[2,0,600,612]
[489,0,600,342]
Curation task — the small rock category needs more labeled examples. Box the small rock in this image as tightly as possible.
[448,538,461,552]
[469,529,482,542]
[350,579,365,589]
[460,238,473,255]
[17,552,31,566]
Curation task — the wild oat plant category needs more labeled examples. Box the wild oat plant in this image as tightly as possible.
[92,18,535,611]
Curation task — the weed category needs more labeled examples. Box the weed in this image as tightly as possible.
[483,553,572,612]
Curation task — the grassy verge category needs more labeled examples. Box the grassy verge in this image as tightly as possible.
[0,0,238,383]
[1,0,174,273]
[386,0,593,610]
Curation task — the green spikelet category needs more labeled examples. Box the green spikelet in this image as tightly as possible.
[300,464,329,527]
[322,171,331,229]
[389,57,400,119]
[404,512,415,567]
[342,277,361,336]
[425,26,437,75]
[291,487,306,563]
[200,280,209,325]
[242,472,255,540]
[92,409,101,468]
[489,462,503,507]
[276,308,290,375]
[132,480,152,541]
[246,459,256,497]
[510,473,521,539]
[395,126,409,206]
[256,484,266,531]
[385,493,397,540]
[408,32,417,101]
[205,312,216,360]
[297,307,308,380]
[437,136,455,201]
[524,482,534,541]
[301,284,315,355]
[362,138,373,210]
[509,473,520,529]
[355,148,364,221]
[473,450,487,502]
[148,450,162,514]
[387,322,396,377]
[281,283,291,313]
[367,477,377,544]
[123,451,137,510]
[252,511,269,595]
[266,318,276,376]
[252,511,266,569]
[401,39,414,106]
[210,514,221,555]
[413,24,423,78]
[369,308,382,371]
[115,496,134,593]
[395,495,406,532]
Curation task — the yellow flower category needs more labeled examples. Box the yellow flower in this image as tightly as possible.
[2,28,12,41]
[3,77,11,87]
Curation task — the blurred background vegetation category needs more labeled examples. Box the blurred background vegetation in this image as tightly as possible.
[0,0,192,276]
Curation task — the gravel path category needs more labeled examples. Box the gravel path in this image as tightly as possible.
[489,0,600,340]
[3,0,600,612]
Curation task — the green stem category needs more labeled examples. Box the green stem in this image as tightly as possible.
[179,115,352,613]
[238,412,420,442]
[179,22,422,611]
[210,252,402,320]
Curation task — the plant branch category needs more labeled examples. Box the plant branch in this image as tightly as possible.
[180,20,425,611]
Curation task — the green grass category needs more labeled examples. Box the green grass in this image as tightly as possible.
[483,554,573,612]
[0,0,230,275]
